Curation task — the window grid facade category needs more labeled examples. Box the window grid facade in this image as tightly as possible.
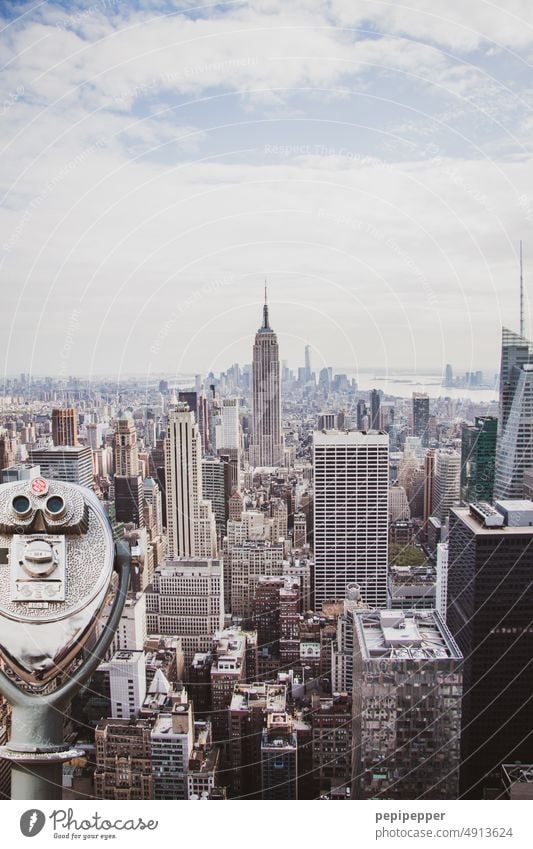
[313,431,389,610]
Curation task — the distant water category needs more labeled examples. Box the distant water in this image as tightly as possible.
[352,372,498,402]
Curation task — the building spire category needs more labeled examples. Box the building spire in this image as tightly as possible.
[520,240,524,338]
[263,279,270,329]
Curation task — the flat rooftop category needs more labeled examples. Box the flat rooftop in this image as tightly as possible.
[152,709,191,736]
[389,565,436,585]
[496,499,533,512]
[313,429,388,445]
[156,557,222,575]
[355,609,462,661]
[110,650,144,663]
[212,630,247,663]
[189,747,218,774]
[141,692,171,712]
[96,718,154,733]
[191,652,211,668]
[452,506,533,536]
[230,683,286,713]
[29,445,89,454]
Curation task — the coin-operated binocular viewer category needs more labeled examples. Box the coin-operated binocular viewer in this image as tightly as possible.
[0,477,130,799]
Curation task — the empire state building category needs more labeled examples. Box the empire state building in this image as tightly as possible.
[251,288,283,467]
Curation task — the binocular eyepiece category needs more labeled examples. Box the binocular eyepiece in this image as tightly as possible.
[0,477,115,686]
[0,476,89,537]
[11,491,66,521]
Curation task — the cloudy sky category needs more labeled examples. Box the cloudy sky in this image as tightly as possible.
[1,1,533,381]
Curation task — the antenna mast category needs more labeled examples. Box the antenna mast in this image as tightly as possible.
[520,240,524,338]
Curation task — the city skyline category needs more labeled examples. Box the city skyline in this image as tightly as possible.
[0,280,512,382]
[2,0,533,813]
[0,359,503,378]
[0,243,529,803]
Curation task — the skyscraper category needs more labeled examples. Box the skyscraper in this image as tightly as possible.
[0,433,15,472]
[144,477,163,537]
[251,288,283,467]
[370,389,380,430]
[304,344,312,383]
[460,416,497,503]
[164,398,217,558]
[318,366,330,396]
[352,609,462,799]
[423,448,436,529]
[313,429,389,609]
[217,398,242,490]
[114,411,139,476]
[448,501,533,797]
[494,365,533,499]
[86,422,102,451]
[356,399,368,430]
[29,445,93,488]
[178,390,198,420]
[220,398,240,449]
[202,455,230,535]
[146,557,224,666]
[412,392,430,447]
[114,475,144,527]
[114,410,143,526]
[52,407,78,446]
[498,326,533,436]
[494,327,533,499]
[108,649,146,719]
[229,540,284,620]
[433,449,461,522]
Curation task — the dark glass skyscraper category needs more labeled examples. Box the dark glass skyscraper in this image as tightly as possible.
[495,327,533,499]
[460,416,497,503]
[370,388,380,429]
[498,327,533,435]
[412,392,430,447]
[447,502,533,798]
[356,399,367,430]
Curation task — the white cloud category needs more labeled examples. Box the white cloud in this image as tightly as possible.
[329,0,533,51]
[1,0,533,378]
